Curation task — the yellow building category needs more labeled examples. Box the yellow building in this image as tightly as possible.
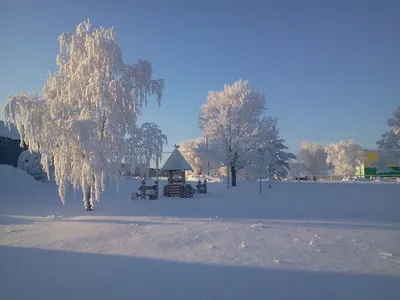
[356,150,399,177]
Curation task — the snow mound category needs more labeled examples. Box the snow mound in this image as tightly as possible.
[18,150,47,181]
[0,164,56,205]
[0,164,40,186]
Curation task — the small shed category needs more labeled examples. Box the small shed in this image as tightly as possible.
[161,145,193,183]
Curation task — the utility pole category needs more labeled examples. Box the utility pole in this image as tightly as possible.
[258,148,263,194]
[206,136,210,176]
[226,153,230,189]
[227,165,230,189]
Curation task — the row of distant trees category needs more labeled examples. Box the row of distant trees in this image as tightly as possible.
[179,138,362,178]
[289,140,364,177]
[288,107,400,177]
[180,105,400,179]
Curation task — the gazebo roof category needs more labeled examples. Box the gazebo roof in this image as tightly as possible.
[161,147,193,171]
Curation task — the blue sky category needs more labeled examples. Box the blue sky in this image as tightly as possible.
[1,0,399,153]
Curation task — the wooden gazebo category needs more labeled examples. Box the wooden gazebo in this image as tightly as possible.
[161,145,194,197]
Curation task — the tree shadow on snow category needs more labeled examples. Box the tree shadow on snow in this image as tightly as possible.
[58,219,180,226]
[0,215,41,226]
[0,245,399,300]
[172,217,400,232]
[262,220,400,232]
[2,181,400,225]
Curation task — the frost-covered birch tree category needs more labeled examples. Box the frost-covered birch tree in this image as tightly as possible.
[3,21,164,210]
[325,140,365,176]
[198,79,278,186]
[375,106,400,171]
[124,122,167,177]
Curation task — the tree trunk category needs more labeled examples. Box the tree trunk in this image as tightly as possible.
[84,187,93,211]
[231,165,237,187]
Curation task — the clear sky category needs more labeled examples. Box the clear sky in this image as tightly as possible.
[1,0,399,154]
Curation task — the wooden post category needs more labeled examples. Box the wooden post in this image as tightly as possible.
[141,179,146,200]
[156,156,159,180]
[154,179,159,199]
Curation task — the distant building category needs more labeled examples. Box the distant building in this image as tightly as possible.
[0,121,27,167]
[355,149,400,178]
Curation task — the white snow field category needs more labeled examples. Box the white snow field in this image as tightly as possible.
[1,165,399,300]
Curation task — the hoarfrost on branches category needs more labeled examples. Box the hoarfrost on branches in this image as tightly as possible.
[288,160,308,178]
[325,140,365,176]
[3,21,164,207]
[256,137,297,179]
[375,106,400,171]
[124,122,167,177]
[246,126,296,179]
[179,138,205,174]
[198,79,291,186]
[297,142,329,176]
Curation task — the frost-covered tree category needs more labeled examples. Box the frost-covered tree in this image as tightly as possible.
[3,21,164,210]
[195,140,224,170]
[261,139,297,179]
[179,138,205,174]
[325,140,365,176]
[198,79,278,186]
[297,141,329,176]
[194,139,238,177]
[288,160,308,178]
[246,127,296,180]
[375,106,400,170]
[18,150,47,181]
[125,122,167,177]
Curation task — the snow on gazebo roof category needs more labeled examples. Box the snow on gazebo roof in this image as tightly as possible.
[161,145,193,171]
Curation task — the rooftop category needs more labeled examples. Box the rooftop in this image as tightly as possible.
[161,146,193,171]
[0,121,20,140]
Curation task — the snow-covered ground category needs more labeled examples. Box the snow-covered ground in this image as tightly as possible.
[1,165,399,300]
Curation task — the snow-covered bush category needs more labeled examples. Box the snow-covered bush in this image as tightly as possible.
[18,150,47,181]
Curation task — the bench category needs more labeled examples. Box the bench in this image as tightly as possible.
[196,179,207,194]
[140,185,157,200]
[132,180,159,200]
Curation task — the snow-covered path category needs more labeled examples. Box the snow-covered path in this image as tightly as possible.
[1,167,399,299]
